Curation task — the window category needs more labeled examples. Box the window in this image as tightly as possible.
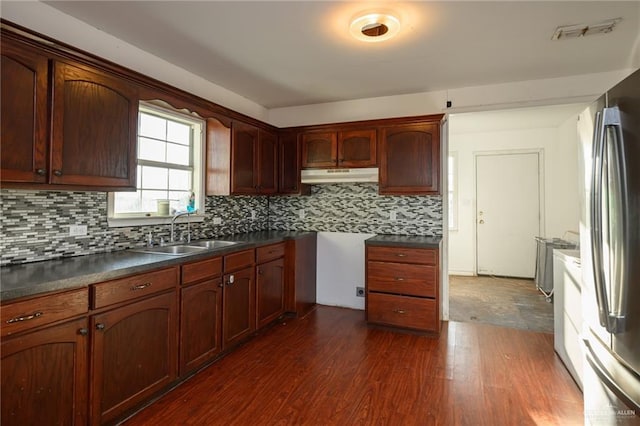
[448,152,458,230]
[108,102,205,226]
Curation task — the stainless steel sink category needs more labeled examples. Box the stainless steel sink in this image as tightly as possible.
[131,240,239,256]
[187,240,238,249]
[132,245,210,256]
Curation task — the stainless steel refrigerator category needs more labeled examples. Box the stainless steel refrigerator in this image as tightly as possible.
[578,68,640,425]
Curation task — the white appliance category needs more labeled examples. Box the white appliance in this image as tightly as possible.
[300,167,378,184]
[553,248,583,390]
[577,69,640,424]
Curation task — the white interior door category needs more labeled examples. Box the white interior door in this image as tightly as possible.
[476,152,540,278]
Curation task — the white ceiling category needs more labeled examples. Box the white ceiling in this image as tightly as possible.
[44,1,640,109]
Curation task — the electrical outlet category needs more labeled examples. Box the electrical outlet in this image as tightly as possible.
[69,224,87,237]
[390,211,397,221]
[356,287,365,297]
[251,210,256,220]
[299,209,305,220]
[212,217,222,225]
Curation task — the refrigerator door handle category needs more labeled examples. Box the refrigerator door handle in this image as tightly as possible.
[591,106,629,334]
[602,106,629,333]
[590,110,610,329]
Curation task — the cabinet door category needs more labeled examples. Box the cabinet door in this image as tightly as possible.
[51,61,137,189]
[379,123,440,194]
[90,291,177,425]
[0,39,48,183]
[279,132,308,194]
[1,317,88,426]
[231,121,259,194]
[257,129,278,194]
[256,258,285,329]
[338,129,377,168]
[179,278,223,376]
[222,267,255,349]
[301,131,337,168]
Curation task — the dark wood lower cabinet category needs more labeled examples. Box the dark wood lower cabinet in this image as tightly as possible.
[222,267,255,350]
[90,291,177,425]
[1,317,88,426]
[179,278,223,376]
[256,257,285,329]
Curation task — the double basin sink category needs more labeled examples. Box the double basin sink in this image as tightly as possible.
[132,240,239,256]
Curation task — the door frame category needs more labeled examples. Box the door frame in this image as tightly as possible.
[473,148,545,276]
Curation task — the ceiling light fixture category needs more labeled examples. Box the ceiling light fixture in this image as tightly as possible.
[350,12,400,42]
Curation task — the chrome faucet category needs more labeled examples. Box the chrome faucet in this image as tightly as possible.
[170,210,194,243]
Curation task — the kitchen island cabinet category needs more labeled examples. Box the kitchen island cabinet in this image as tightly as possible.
[365,236,441,334]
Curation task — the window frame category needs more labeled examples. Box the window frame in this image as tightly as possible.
[107,101,206,228]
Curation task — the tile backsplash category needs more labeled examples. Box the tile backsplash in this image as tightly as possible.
[1,184,442,266]
[270,183,442,235]
[0,190,268,266]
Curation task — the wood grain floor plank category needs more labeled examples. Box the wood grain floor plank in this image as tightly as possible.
[123,306,583,426]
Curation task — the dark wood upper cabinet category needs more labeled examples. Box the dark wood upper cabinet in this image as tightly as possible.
[338,129,377,167]
[379,122,440,195]
[301,128,376,169]
[1,317,89,426]
[210,120,278,195]
[301,132,337,168]
[0,38,49,184]
[278,132,310,195]
[230,121,258,194]
[257,129,278,194]
[51,61,138,189]
[1,34,138,191]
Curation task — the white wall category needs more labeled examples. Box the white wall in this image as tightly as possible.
[448,115,581,276]
[316,232,375,310]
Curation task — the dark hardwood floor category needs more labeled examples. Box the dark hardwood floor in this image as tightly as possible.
[123,306,583,425]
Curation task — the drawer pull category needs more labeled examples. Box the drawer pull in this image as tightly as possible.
[6,311,43,324]
[96,323,106,331]
[394,277,405,281]
[131,282,152,291]
[393,309,406,314]
[395,253,407,257]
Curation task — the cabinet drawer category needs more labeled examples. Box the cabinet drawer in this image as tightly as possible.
[256,242,285,264]
[367,293,438,332]
[367,246,437,265]
[1,288,88,338]
[367,262,436,297]
[224,249,254,272]
[182,256,222,285]
[92,267,178,309]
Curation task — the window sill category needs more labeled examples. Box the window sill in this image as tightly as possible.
[107,214,205,228]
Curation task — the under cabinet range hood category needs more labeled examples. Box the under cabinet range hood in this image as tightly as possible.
[300,168,379,184]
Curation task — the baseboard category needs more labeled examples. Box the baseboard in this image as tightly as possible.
[448,270,476,276]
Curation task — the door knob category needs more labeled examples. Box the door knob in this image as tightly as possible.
[479,220,485,224]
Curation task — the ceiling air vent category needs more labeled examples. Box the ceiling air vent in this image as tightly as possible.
[551,18,622,40]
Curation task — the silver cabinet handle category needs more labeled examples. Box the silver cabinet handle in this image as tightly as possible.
[131,282,152,291]
[393,309,406,314]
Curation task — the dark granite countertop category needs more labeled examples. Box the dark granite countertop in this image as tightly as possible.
[365,234,442,248]
[0,231,315,302]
